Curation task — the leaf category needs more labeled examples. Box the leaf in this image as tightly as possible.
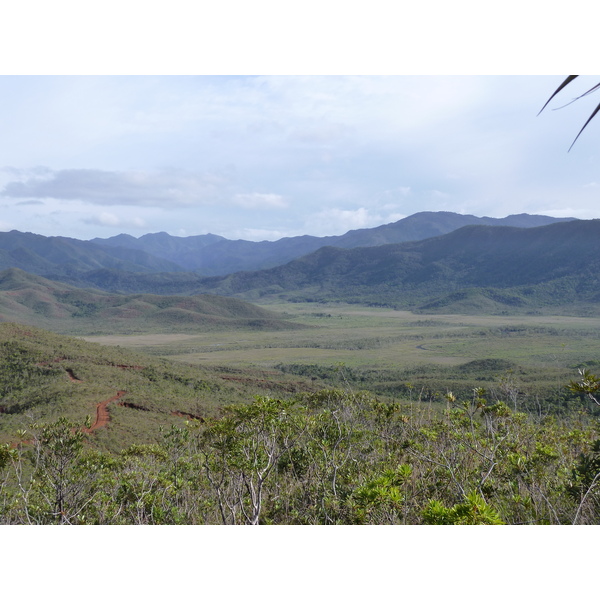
[569,100,600,151]
[538,75,578,115]
[539,75,600,150]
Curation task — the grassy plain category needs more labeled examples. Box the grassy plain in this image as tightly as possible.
[83,302,600,409]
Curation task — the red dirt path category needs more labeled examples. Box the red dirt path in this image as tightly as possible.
[12,361,199,445]
[82,390,127,433]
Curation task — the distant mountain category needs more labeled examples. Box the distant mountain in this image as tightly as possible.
[0,268,305,334]
[0,230,184,279]
[0,212,586,316]
[90,231,226,266]
[90,212,575,275]
[179,219,600,313]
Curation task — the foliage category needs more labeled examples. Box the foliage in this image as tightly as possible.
[567,369,600,406]
[539,76,600,150]
[1,385,598,525]
[1,319,600,525]
[422,491,504,525]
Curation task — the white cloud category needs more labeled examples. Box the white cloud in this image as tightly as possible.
[0,168,233,207]
[232,228,288,242]
[309,207,382,235]
[289,122,353,144]
[383,187,411,198]
[83,211,148,229]
[232,193,288,209]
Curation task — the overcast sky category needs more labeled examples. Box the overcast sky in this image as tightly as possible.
[1,75,598,242]
[1,4,598,242]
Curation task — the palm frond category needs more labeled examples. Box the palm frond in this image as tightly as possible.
[569,100,600,151]
[537,75,579,115]
[539,75,600,150]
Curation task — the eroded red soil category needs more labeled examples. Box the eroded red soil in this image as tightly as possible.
[171,410,204,422]
[11,360,202,445]
[82,390,127,433]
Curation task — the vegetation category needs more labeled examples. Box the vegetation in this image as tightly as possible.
[0,323,321,450]
[4,216,600,319]
[2,210,600,525]
[539,75,600,150]
[0,212,572,280]
[1,386,599,524]
[0,315,599,524]
[95,302,600,417]
[136,219,600,315]
[0,269,306,334]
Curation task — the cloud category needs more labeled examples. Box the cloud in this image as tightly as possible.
[0,168,233,207]
[83,212,148,228]
[232,193,288,209]
[231,228,288,242]
[16,199,45,206]
[309,207,383,235]
[383,186,411,198]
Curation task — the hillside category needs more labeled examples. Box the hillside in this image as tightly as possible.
[89,231,226,266]
[0,212,575,285]
[183,219,600,314]
[1,319,598,525]
[1,214,594,316]
[90,211,575,275]
[0,322,319,450]
[0,268,305,334]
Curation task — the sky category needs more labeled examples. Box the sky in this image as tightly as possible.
[0,6,598,243]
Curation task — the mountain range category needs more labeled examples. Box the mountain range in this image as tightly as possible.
[0,212,574,282]
[0,211,597,317]
[90,211,574,276]
[185,218,600,313]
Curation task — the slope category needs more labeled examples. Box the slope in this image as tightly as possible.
[185,220,600,314]
[0,268,305,334]
[0,322,319,450]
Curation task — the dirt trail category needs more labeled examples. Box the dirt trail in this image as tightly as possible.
[15,360,197,443]
[83,390,127,433]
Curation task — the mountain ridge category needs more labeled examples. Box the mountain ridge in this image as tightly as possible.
[89,211,576,275]
[0,212,595,316]
[178,219,600,314]
[0,212,575,281]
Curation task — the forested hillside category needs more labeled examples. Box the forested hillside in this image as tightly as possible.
[182,219,600,314]
[0,230,184,277]
[2,370,599,524]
